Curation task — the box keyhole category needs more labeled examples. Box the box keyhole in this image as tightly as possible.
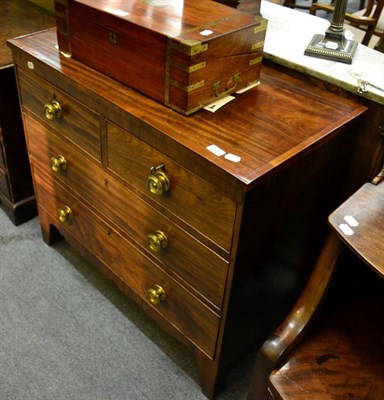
[108,31,117,45]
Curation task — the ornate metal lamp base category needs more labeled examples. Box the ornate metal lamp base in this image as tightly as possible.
[305,33,358,64]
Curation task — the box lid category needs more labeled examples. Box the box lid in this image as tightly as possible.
[69,0,260,44]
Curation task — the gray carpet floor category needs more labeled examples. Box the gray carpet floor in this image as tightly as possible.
[0,208,252,400]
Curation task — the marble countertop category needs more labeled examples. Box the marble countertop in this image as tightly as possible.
[260,1,384,105]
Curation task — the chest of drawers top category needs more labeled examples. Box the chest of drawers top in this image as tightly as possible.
[7,28,366,201]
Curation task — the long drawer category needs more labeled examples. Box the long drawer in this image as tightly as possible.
[32,166,221,359]
[18,67,101,161]
[106,121,237,253]
[24,115,228,310]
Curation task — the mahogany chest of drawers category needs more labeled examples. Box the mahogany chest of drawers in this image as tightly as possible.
[9,28,368,398]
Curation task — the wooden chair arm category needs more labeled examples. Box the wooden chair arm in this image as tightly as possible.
[310,3,377,27]
[344,13,376,26]
[247,232,341,400]
[309,3,335,15]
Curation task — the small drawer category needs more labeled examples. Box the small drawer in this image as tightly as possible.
[106,121,237,253]
[24,114,228,310]
[0,167,11,199]
[33,167,220,359]
[17,67,101,161]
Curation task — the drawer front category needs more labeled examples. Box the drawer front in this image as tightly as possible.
[106,121,236,253]
[33,167,220,358]
[24,115,228,310]
[17,67,101,161]
[0,167,11,199]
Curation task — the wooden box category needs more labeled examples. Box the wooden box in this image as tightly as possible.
[54,0,267,114]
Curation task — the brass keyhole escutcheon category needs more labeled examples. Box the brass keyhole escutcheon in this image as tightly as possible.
[57,205,73,223]
[108,31,117,44]
[147,230,168,252]
[147,166,170,196]
[44,100,62,120]
[50,155,67,174]
[147,284,166,305]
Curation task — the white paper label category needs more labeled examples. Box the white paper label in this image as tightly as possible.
[236,81,260,94]
[203,96,235,112]
[200,30,214,36]
[344,215,359,227]
[339,223,354,236]
[206,144,226,157]
[225,153,241,163]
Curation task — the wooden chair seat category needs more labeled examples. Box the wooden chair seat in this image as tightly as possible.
[269,294,384,399]
[247,164,384,400]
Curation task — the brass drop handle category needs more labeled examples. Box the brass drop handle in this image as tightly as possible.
[50,155,67,173]
[147,165,170,196]
[212,72,241,97]
[44,100,62,120]
[57,205,73,223]
[147,284,166,305]
[147,230,168,252]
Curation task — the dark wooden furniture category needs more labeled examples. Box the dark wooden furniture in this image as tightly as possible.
[0,0,54,224]
[268,280,384,400]
[247,166,384,400]
[8,27,376,399]
[330,171,384,278]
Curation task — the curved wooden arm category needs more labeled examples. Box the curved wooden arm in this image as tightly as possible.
[310,0,383,28]
[309,3,335,15]
[344,13,376,26]
[372,162,384,185]
[310,3,374,25]
[247,232,341,400]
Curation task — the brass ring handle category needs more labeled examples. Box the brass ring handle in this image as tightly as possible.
[147,230,168,252]
[212,72,241,97]
[50,155,67,174]
[57,205,73,223]
[147,284,166,305]
[44,100,62,120]
[147,171,170,196]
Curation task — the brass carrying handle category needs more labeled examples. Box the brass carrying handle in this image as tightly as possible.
[147,230,168,252]
[50,155,67,174]
[147,284,166,305]
[57,205,73,223]
[44,100,62,120]
[212,73,241,97]
[147,165,170,196]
